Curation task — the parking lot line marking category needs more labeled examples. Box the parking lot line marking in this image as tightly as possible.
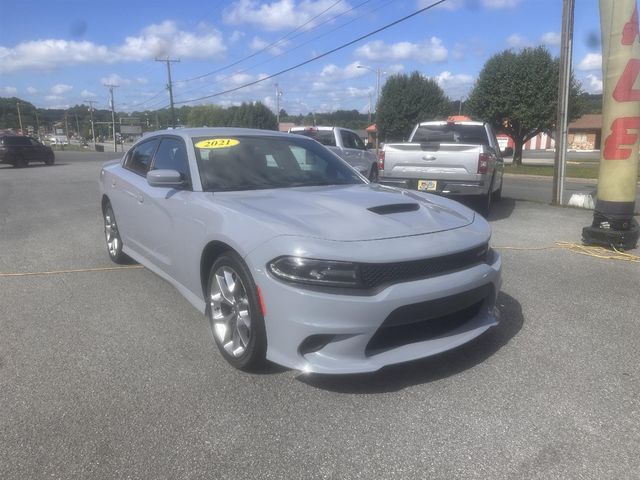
[0,265,144,277]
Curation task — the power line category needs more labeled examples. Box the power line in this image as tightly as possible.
[175,0,447,105]
[174,0,350,85]
[174,0,380,101]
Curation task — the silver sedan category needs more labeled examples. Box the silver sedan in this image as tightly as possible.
[99,128,501,374]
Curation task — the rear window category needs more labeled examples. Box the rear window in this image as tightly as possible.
[412,124,488,145]
[1,136,31,146]
[289,129,336,147]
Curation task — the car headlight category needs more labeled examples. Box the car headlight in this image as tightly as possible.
[268,256,362,288]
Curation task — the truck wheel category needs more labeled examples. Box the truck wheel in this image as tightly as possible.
[369,164,379,182]
[491,178,502,202]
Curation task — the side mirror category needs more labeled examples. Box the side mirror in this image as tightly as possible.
[147,169,185,189]
[501,147,513,157]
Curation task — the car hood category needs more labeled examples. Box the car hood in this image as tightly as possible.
[211,183,474,242]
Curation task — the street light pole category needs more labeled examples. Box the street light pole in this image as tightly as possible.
[16,102,23,132]
[104,83,119,153]
[86,100,97,145]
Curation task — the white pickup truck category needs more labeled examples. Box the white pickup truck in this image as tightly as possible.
[379,117,506,215]
[289,126,379,181]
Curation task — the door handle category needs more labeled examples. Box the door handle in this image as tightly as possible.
[422,155,436,161]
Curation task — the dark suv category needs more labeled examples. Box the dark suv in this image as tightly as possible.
[0,135,55,167]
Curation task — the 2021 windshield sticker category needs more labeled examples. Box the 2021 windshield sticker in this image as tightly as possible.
[195,138,240,149]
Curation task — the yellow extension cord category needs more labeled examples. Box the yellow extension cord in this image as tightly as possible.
[0,242,637,278]
[495,241,640,263]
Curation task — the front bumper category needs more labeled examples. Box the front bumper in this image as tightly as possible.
[246,240,502,374]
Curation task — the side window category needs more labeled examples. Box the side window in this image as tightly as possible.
[352,134,366,150]
[340,130,357,149]
[152,137,191,182]
[125,139,159,176]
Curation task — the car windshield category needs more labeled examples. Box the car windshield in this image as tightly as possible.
[289,129,336,147]
[192,135,364,192]
[412,124,487,144]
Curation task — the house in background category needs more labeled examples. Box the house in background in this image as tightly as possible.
[567,114,602,151]
[496,113,603,152]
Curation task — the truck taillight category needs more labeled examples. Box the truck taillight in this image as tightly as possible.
[478,153,489,174]
[378,150,385,170]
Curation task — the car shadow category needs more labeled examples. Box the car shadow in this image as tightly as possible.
[487,198,516,221]
[295,291,523,393]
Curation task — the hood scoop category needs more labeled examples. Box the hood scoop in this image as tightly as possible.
[368,203,421,215]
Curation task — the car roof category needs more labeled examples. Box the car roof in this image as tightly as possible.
[289,126,336,131]
[418,121,485,126]
[142,127,296,141]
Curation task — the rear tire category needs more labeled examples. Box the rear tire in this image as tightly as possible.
[207,252,267,371]
[491,177,502,202]
[13,155,28,168]
[369,164,379,182]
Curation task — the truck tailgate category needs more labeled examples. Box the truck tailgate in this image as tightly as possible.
[384,143,481,179]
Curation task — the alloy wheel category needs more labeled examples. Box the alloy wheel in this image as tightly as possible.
[104,207,120,258]
[210,266,252,358]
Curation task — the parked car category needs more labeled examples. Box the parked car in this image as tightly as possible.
[379,116,505,216]
[48,135,69,146]
[99,128,501,374]
[288,126,379,181]
[0,135,55,167]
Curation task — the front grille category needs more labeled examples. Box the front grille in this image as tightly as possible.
[359,244,489,289]
[365,284,492,355]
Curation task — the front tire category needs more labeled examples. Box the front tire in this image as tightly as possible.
[103,202,130,264]
[207,252,267,371]
[44,152,55,165]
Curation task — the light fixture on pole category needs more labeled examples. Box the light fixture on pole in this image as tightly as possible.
[356,64,386,111]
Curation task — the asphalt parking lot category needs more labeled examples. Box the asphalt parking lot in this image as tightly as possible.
[1,152,639,479]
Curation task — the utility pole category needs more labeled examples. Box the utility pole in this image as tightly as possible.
[16,102,23,132]
[104,83,119,152]
[275,83,283,128]
[75,113,80,138]
[64,112,69,139]
[368,93,372,124]
[156,57,180,128]
[34,107,40,138]
[552,0,575,205]
[86,100,97,144]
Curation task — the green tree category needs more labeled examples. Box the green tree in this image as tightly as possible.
[376,72,450,142]
[466,46,584,165]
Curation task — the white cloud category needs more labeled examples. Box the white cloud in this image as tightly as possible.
[577,53,602,71]
[249,36,288,55]
[482,0,519,7]
[541,32,561,46]
[27,86,38,94]
[355,37,447,63]
[101,73,130,86]
[319,62,368,81]
[346,86,374,97]
[585,74,603,93]
[1,86,18,95]
[50,84,73,95]
[117,20,226,60]
[434,71,475,97]
[224,0,351,31]
[135,77,149,85]
[229,31,245,43]
[506,34,532,49]
[0,40,112,73]
[420,0,519,9]
[80,89,97,98]
[0,21,226,73]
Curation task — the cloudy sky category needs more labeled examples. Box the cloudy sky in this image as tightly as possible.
[0,0,607,115]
